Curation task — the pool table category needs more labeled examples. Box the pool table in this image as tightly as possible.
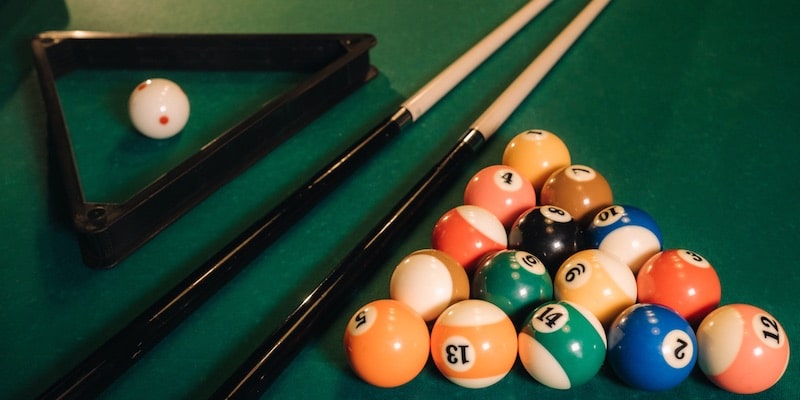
[1,0,798,398]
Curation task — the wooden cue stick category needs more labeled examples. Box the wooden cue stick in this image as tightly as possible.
[37,2,553,399]
[213,0,611,398]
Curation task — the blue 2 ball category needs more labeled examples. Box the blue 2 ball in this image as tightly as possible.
[607,303,697,391]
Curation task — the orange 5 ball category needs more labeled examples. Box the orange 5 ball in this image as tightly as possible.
[343,299,430,387]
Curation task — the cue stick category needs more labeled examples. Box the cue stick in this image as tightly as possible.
[38,1,554,399]
[213,0,611,398]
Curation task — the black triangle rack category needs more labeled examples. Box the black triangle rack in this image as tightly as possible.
[31,31,378,268]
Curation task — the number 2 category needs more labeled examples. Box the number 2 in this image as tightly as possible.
[674,338,688,360]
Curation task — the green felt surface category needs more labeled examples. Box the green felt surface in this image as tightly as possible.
[1,0,798,398]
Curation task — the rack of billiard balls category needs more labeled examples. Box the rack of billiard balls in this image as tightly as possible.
[343,129,790,394]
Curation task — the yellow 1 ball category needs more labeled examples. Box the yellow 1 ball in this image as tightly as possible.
[502,129,571,192]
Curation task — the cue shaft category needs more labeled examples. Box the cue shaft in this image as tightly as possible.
[402,0,553,120]
[37,2,550,399]
[472,0,611,139]
[214,1,610,398]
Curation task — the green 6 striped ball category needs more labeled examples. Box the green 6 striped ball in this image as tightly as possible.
[518,300,607,389]
[472,250,553,326]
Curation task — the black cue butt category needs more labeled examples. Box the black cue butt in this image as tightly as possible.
[37,111,412,400]
[213,129,486,399]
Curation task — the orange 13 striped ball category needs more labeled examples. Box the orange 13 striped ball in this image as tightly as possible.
[430,299,517,388]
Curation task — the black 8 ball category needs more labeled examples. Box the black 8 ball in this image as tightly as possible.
[508,205,582,277]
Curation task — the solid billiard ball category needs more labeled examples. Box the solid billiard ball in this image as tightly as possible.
[463,165,536,229]
[128,78,190,139]
[584,204,663,274]
[553,249,637,327]
[343,299,429,387]
[607,303,698,391]
[518,300,606,389]
[637,249,721,326]
[697,304,790,394]
[539,164,613,224]
[431,205,507,273]
[471,250,553,325]
[390,249,470,321]
[508,205,581,277]
[501,129,571,191]
[430,299,517,388]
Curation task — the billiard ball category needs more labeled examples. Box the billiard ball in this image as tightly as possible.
[637,249,721,326]
[508,205,581,277]
[539,164,613,224]
[343,299,429,387]
[501,129,571,191]
[518,300,606,389]
[128,78,190,139]
[463,165,536,229]
[471,250,553,325]
[553,249,637,327]
[430,299,517,388]
[431,205,507,273]
[584,204,663,273]
[607,303,698,391]
[390,249,470,321]
[697,304,790,394]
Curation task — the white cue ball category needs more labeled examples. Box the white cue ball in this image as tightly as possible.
[128,78,190,139]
